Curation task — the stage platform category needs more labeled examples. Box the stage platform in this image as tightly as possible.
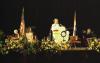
[63,47,89,50]
[0,48,100,63]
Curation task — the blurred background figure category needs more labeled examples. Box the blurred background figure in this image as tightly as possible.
[26,26,36,44]
[82,28,96,47]
[85,28,95,38]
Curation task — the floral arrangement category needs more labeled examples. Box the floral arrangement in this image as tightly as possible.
[0,36,37,55]
[41,41,70,52]
[88,37,100,52]
[0,36,100,55]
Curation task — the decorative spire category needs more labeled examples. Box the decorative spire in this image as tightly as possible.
[20,7,25,36]
[73,11,76,36]
[22,7,24,18]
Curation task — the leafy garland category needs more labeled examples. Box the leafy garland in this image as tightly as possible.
[0,37,100,55]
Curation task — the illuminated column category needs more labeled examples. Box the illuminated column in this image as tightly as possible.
[20,7,25,36]
[73,11,76,36]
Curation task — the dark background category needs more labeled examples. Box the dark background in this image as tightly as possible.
[0,0,100,39]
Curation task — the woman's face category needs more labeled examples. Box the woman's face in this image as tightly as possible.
[53,18,59,24]
[87,28,91,34]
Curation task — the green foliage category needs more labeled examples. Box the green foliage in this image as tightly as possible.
[41,41,70,52]
[88,37,100,52]
[0,35,100,55]
[0,30,4,39]
[0,30,4,35]
[0,36,38,55]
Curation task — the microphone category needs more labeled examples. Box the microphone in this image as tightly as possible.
[59,24,62,26]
